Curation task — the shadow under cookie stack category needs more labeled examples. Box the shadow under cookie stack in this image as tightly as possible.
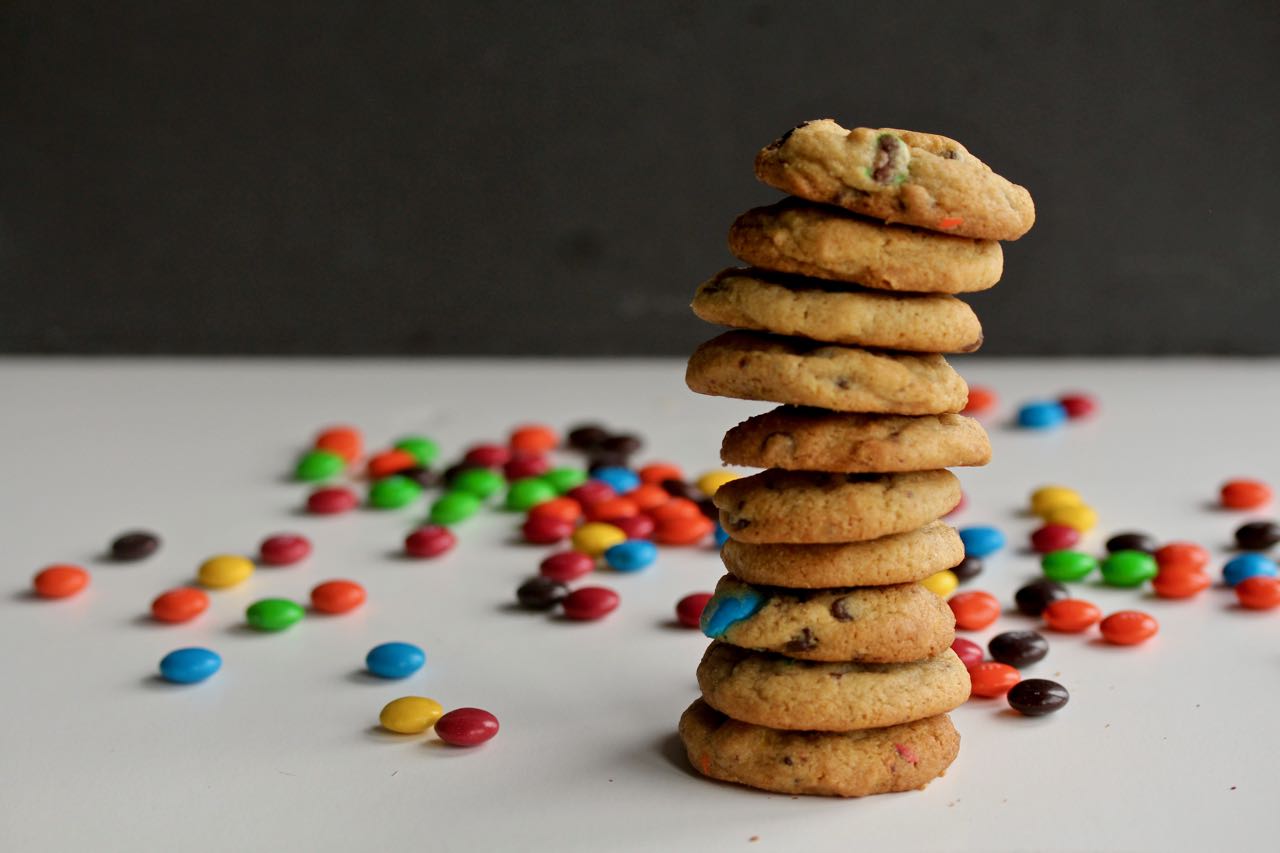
[677,120,1035,797]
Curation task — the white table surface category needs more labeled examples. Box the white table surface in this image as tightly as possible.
[2,358,1278,853]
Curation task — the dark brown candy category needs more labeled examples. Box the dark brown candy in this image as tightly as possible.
[599,433,642,457]
[661,478,703,502]
[110,530,160,561]
[443,461,483,485]
[950,555,983,583]
[1105,531,1158,554]
[587,452,631,472]
[988,630,1049,668]
[516,577,569,611]
[402,466,441,489]
[1014,579,1070,617]
[566,424,610,451]
[696,498,719,520]
[1007,678,1070,716]
[1235,520,1280,551]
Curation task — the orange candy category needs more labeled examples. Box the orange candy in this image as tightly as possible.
[315,425,363,463]
[654,514,714,546]
[1099,610,1159,645]
[1154,541,1209,574]
[962,386,998,415]
[639,462,684,485]
[1221,479,1272,510]
[626,483,671,511]
[1152,568,1211,600]
[585,496,640,522]
[968,662,1020,698]
[367,449,419,479]
[310,579,367,614]
[509,424,558,454]
[1043,598,1102,633]
[151,587,210,623]
[1235,576,1280,610]
[33,564,89,599]
[648,498,702,525]
[947,590,1001,631]
[527,497,583,525]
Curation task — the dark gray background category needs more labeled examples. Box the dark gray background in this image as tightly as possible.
[3,2,1278,356]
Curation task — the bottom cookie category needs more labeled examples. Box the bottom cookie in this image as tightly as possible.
[678,699,959,798]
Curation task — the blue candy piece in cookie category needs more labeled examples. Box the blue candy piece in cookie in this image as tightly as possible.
[700,585,766,638]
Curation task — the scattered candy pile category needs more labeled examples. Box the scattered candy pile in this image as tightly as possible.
[961,384,1099,431]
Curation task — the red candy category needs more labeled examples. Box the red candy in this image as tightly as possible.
[626,483,671,511]
[367,449,418,479]
[540,551,596,582]
[639,462,684,485]
[464,443,511,469]
[307,486,358,515]
[509,424,558,454]
[1236,576,1280,610]
[612,514,655,540]
[314,425,363,463]
[527,497,583,525]
[950,637,984,670]
[1043,598,1102,633]
[945,491,967,518]
[1152,568,1211,600]
[435,707,499,747]
[1154,541,1209,573]
[1221,478,1272,510]
[151,587,209,623]
[585,496,640,523]
[567,481,615,508]
[503,453,550,481]
[675,592,713,628]
[259,533,312,566]
[521,515,574,545]
[1059,393,1098,419]
[948,590,1001,631]
[404,525,457,558]
[32,564,89,599]
[968,662,1020,698]
[962,386,998,415]
[654,514,714,546]
[561,586,619,620]
[310,579,366,614]
[1099,610,1159,645]
[1030,523,1080,554]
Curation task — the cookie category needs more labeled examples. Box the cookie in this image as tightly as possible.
[690,268,983,353]
[754,119,1035,241]
[714,468,960,544]
[679,699,959,798]
[729,200,1002,294]
[685,331,968,416]
[696,642,970,731]
[700,574,954,663]
[720,521,963,588]
[720,406,991,472]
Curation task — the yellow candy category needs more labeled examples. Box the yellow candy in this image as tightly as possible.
[921,569,959,597]
[1045,503,1098,533]
[571,522,626,557]
[696,470,742,498]
[197,554,254,589]
[1029,485,1083,519]
[379,696,444,734]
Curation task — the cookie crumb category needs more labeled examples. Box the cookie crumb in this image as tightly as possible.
[749,837,760,843]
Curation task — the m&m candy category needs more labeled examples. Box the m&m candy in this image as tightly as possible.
[197,555,254,589]
[1222,553,1278,587]
[310,580,366,614]
[32,564,89,599]
[1099,610,1158,645]
[958,526,1005,558]
[110,530,160,561]
[246,598,305,632]
[1043,599,1102,633]
[1017,401,1067,429]
[435,708,499,747]
[1008,679,1070,716]
[151,587,210,623]
[159,648,221,684]
[380,696,445,734]
[366,642,426,679]
[404,526,457,558]
[1221,479,1272,510]
[561,587,619,620]
[676,593,713,628]
[308,486,358,515]
[571,523,626,557]
[259,533,311,566]
[948,591,1001,631]
[1236,576,1280,610]
[968,662,1020,697]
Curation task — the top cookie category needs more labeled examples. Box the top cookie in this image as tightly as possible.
[755,119,1035,241]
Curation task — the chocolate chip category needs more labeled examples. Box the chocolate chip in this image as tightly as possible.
[830,597,854,622]
[942,148,960,160]
[785,627,818,653]
[731,518,751,531]
[782,756,793,766]
[835,377,851,389]
[871,135,902,183]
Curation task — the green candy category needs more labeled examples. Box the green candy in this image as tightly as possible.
[451,467,505,499]
[505,477,559,512]
[394,436,440,467]
[430,491,482,525]
[295,449,345,482]
[369,475,423,509]
[1041,550,1098,582]
[246,598,304,632]
[1101,550,1158,588]
[542,467,588,494]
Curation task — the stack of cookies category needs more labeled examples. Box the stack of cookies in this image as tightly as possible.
[677,120,1034,798]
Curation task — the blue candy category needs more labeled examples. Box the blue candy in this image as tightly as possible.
[713,523,729,548]
[604,539,658,573]
[959,525,1006,558]
[1223,553,1278,587]
[159,647,221,684]
[590,466,641,494]
[699,587,765,638]
[366,642,426,679]
[1017,401,1068,429]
